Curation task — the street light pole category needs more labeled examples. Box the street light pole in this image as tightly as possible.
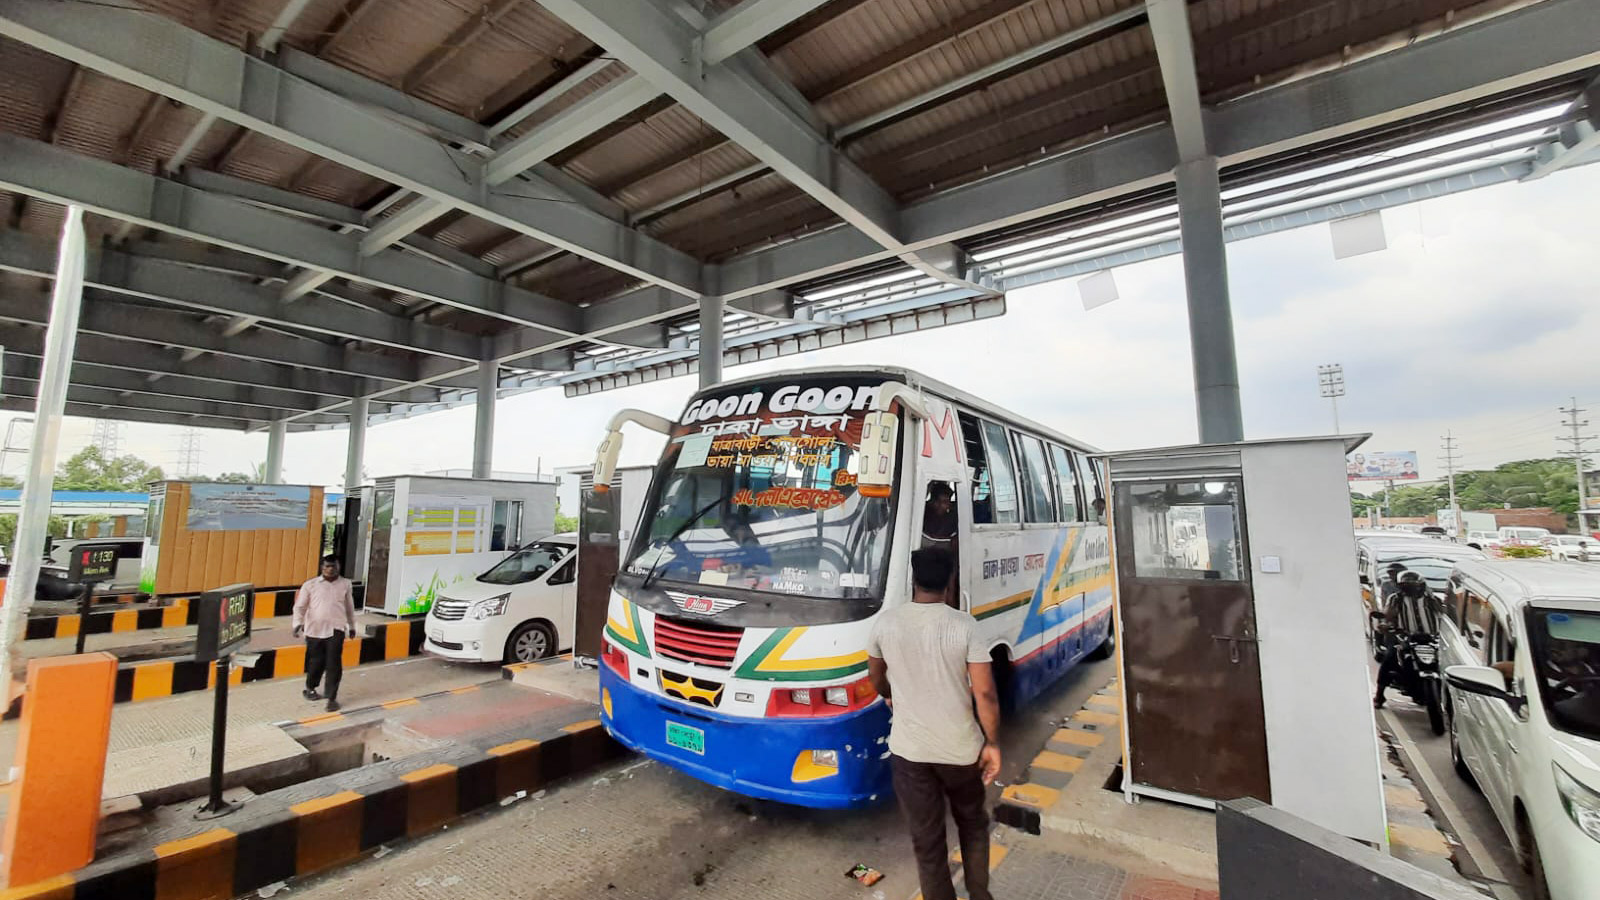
[1318,364,1345,434]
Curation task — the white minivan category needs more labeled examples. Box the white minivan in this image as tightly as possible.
[422,535,577,664]
[1437,560,1600,900]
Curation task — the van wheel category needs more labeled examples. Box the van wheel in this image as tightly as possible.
[1448,697,1477,787]
[505,622,555,664]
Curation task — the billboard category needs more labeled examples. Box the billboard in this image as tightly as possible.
[1348,451,1419,482]
[186,483,313,531]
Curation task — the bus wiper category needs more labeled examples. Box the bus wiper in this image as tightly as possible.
[640,496,725,592]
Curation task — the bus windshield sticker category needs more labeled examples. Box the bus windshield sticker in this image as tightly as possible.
[698,570,729,586]
[676,433,714,468]
[839,573,870,588]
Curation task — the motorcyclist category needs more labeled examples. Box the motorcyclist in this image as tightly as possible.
[1375,571,1428,708]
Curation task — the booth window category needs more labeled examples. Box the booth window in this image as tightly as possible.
[492,500,523,551]
[1126,480,1245,581]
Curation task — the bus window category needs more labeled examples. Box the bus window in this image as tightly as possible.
[1047,444,1082,522]
[1013,433,1056,524]
[1076,451,1105,523]
[959,412,994,525]
[979,420,1021,524]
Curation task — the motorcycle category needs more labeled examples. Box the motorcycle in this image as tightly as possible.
[1397,630,1446,735]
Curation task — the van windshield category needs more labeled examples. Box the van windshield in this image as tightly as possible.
[1528,607,1600,742]
[479,542,569,585]
[624,376,898,601]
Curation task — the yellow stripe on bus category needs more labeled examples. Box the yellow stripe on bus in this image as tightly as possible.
[970,590,1033,617]
[750,628,868,673]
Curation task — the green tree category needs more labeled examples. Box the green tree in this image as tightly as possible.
[54,446,164,491]
[553,498,578,534]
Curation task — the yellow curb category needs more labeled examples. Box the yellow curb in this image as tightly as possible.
[1031,750,1084,774]
[1072,708,1119,726]
[1051,728,1104,748]
[1001,782,1061,811]
[1389,822,1451,857]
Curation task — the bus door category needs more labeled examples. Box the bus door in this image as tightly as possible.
[914,476,965,609]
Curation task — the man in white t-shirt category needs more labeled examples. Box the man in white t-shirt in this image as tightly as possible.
[867,546,1001,900]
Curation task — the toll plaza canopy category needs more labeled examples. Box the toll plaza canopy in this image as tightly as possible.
[0,0,1596,435]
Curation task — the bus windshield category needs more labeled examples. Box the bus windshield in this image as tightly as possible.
[624,376,898,601]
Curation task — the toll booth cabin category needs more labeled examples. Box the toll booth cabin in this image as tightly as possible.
[361,475,556,617]
[1099,435,1386,847]
[139,481,325,597]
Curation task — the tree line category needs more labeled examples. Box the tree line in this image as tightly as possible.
[1352,457,1580,519]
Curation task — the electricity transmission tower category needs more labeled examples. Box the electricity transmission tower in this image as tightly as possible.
[1439,432,1462,537]
[1558,399,1597,520]
[176,427,203,479]
[90,419,121,458]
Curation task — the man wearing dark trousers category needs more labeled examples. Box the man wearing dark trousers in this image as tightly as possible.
[293,555,357,712]
[867,546,1002,900]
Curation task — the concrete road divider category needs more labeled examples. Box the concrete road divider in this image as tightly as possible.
[20,587,368,641]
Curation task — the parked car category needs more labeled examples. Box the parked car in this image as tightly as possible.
[422,536,577,664]
[1467,530,1500,551]
[1500,526,1554,549]
[1436,560,1600,900]
[1546,535,1596,562]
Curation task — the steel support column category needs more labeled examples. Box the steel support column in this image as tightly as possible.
[1175,157,1242,443]
[344,396,369,492]
[472,360,496,479]
[698,296,725,388]
[0,205,86,693]
[265,419,286,484]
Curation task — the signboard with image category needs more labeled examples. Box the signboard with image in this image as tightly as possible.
[1347,450,1420,482]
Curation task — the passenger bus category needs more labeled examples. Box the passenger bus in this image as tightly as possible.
[591,367,1112,808]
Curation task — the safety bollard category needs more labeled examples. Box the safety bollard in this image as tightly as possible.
[1,652,117,887]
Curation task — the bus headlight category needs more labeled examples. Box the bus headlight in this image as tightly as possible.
[824,687,850,707]
[790,689,813,705]
[1554,763,1600,843]
[470,594,510,620]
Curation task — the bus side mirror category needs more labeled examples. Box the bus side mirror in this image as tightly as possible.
[857,411,899,499]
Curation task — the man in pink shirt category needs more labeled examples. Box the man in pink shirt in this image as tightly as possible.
[293,555,358,712]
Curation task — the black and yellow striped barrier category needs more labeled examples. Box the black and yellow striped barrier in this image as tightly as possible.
[21,586,368,642]
[996,678,1120,835]
[0,719,624,900]
[3,619,423,719]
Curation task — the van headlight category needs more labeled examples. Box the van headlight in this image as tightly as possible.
[1554,763,1600,843]
[470,594,510,620]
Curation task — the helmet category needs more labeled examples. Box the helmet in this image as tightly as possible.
[1398,571,1427,595]
[1397,571,1425,585]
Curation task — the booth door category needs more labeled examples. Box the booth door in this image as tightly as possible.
[1114,477,1271,804]
[366,488,394,613]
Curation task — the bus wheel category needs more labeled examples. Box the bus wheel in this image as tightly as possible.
[1086,628,1115,661]
[990,649,1017,715]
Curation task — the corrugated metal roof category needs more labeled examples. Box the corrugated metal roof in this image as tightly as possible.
[0,0,1570,428]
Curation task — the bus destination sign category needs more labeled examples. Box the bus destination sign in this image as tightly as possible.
[68,543,120,583]
[195,583,254,662]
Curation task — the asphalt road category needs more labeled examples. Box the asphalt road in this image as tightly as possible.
[1380,671,1532,899]
[284,658,1116,900]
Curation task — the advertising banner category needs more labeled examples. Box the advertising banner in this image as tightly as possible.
[186,484,312,531]
[1347,451,1420,482]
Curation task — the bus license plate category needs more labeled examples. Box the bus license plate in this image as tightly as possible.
[665,721,705,755]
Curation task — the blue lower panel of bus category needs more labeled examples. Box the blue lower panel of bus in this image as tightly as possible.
[600,667,892,809]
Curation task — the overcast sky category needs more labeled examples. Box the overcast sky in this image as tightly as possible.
[6,161,1597,494]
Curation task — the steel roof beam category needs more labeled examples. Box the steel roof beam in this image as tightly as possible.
[2,355,332,413]
[0,397,265,431]
[1,382,299,425]
[1147,0,1208,162]
[0,323,380,400]
[0,291,418,383]
[0,230,480,360]
[538,0,904,250]
[0,134,581,338]
[0,0,704,297]
[711,0,1600,299]
[701,0,833,65]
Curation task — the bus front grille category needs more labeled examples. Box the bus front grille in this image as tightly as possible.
[655,617,743,669]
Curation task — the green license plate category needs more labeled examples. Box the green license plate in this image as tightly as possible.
[665,721,705,755]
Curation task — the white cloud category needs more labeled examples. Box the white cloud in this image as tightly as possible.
[4,162,1598,490]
